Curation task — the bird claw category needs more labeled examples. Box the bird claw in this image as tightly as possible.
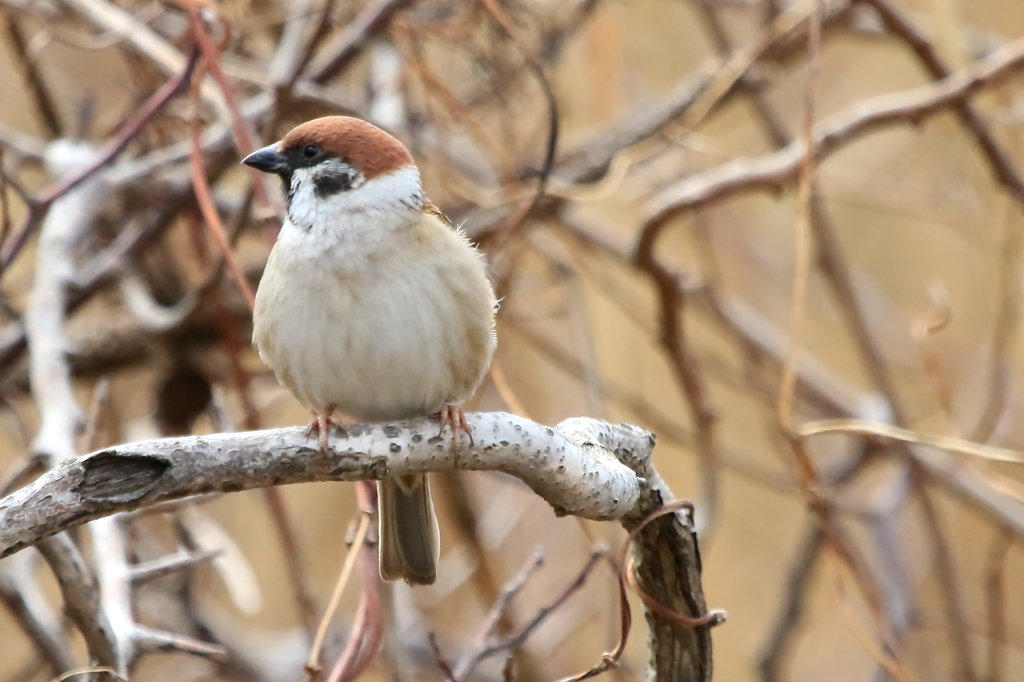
[306,406,345,453]
[436,404,472,466]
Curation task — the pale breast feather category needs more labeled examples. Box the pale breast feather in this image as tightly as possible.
[252,208,495,419]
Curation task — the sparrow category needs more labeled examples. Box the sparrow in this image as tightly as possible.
[242,116,497,585]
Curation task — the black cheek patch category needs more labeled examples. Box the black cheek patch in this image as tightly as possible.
[313,167,356,198]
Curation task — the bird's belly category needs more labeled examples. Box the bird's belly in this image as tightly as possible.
[253,255,492,421]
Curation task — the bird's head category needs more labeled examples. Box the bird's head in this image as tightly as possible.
[243,116,423,231]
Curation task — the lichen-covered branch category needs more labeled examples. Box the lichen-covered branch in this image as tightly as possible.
[0,412,717,680]
[0,413,645,558]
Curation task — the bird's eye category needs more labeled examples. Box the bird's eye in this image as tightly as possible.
[302,144,321,160]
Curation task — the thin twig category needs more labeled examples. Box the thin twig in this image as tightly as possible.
[983,526,1013,682]
[453,547,546,680]
[0,454,45,497]
[324,480,383,682]
[183,7,276,216]
[429,632,459,682]
[2,12,63,137]
[260,487,321,637]
[484,547,608,658]
[477,0,559,248]
[305,512,371,678]
[777,0,819,428]
[307,0,413,84]
[325,484,383,682]
[0,147,13,250]
[757,524,825,682]
[859,0,1024,205]
[51,666,124,682]
[914,478,976,682]
[638,34,1024,259]
[187,62,256,312]
[0,47,199,272]
[800,420,1024,464]
[910,282,954,421]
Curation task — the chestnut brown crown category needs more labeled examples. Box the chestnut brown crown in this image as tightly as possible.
[242,116,414,181]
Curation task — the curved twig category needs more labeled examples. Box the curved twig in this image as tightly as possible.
[635,34,1024,263]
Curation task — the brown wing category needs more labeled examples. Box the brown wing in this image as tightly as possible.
[422,202,457,230]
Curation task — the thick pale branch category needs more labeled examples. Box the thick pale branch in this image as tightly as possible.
[0,413,646,558]
[27,140,108,464]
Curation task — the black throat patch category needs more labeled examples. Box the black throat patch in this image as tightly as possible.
[313,163,360,198]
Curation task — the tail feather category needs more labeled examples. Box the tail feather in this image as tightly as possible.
[378,474,438,585]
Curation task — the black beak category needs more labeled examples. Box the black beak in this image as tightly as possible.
[242,144,289,174]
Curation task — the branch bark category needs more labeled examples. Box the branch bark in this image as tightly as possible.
[619,438,715,682]
[0,412,717,680]
[1,414,643,557]
[35,534,118,669]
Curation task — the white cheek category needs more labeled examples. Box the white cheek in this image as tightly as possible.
[287,170,319,228]
[285,164,423,234]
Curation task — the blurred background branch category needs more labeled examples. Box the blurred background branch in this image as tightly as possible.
[0,0,1023,681]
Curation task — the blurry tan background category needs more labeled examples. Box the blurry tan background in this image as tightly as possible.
[1,0,1024,681]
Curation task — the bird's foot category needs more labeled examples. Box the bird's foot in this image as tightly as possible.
[435,403,472,467]
[306,405,345,453]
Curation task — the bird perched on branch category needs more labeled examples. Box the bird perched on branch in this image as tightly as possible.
[243,116,497,585]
